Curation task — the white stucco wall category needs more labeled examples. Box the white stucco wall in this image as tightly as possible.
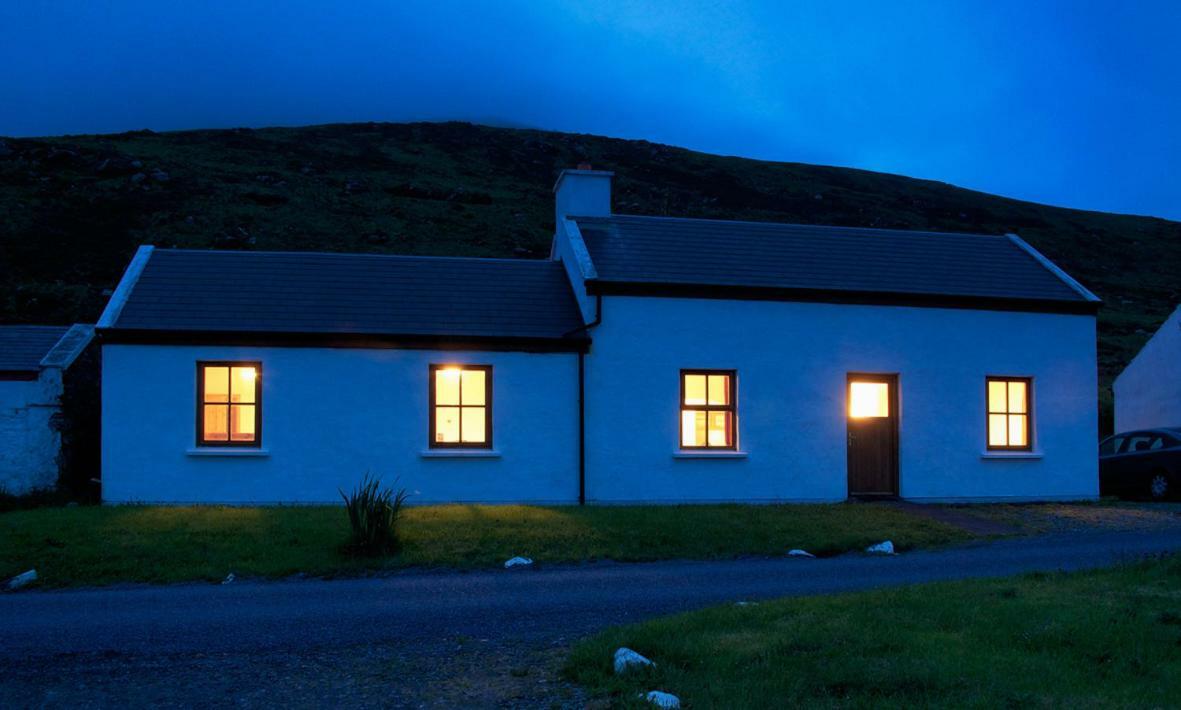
[102,345,581,504]
[1114,304,1181,432]
[583,296,1098,503]
[0,372,63,494]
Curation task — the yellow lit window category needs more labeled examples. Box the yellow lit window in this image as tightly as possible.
[680,370,735,449]
[849,382,889,418]
[431,365,491,448]
[987,377,1031,450]
[198,362,260,446]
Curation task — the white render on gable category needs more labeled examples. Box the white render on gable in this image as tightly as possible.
[0,375,63,494]
[1114,304,1181,432]
[582,295,1097,503]
[1,324,94,495]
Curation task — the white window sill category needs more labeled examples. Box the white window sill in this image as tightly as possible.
[981,450,1043,460]
[420,449,502,459]
[186,448,270,457]
[673,450,749,459]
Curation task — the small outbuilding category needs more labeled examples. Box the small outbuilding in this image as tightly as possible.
[1114,304,1181,432]
[0,324,95,494]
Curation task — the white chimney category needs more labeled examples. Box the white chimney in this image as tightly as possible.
[554,165,613,229]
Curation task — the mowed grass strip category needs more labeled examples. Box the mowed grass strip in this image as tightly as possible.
[565,557,1181,708]
[0,503,967,588]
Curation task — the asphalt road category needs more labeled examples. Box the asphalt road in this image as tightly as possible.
[3,529,1180,707]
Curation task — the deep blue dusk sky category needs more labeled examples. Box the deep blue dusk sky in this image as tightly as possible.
[2,1,1178,219]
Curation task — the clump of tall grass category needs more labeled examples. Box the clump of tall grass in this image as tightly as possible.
[339,474,409,556]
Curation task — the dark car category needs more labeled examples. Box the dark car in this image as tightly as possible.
[1099,428,1181,500]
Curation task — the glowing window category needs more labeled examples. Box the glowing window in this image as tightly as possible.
[849,382,889,418]
[680,370,735,449]
[430,365,491,448]
[987,377,1032,450]
[197,362,260,446]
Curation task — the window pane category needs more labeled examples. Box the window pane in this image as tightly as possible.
[987,380,1007,414]
[681,410,706,447]
[461,369,486,406]
[1007,381,1026,414]
[849,382,889,418]
[435,368,461,406]
[708,411,731,447]
[231,366,257,403]
[684,375,706,405]
[435,406,460,443]
[461,406,486,443]
[707,375,731,405]
[203,404,229,441]
[988,414,1008,447]
[204,366,229,403]
[230,405,256,441]
[1008,414,1027,447]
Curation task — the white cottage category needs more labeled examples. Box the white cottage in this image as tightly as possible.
[1114,304,1181,432]
[0,324,94,494]
[98,169,1101,504]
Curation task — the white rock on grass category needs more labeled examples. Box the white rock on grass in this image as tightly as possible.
[865,540,896,555]
[734,601,757,607]
[504,556,533,569]
[222,573,236,585]
[614,647,655,674]
[643,691,681,708]
[7,569,37,590]
[787,549,815,558]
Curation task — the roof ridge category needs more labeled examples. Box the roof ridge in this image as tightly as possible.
[152,247,560,266]
[576,213,1009,240]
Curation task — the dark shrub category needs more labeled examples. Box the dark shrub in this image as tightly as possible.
[340,474,409,556]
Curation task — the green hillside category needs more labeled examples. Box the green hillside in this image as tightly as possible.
[2,121,1177,431]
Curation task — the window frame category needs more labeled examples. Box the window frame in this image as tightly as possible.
[985,375,1033,452]
[196,361,262,448]
[679,369,738,451]
[428,364,493,449]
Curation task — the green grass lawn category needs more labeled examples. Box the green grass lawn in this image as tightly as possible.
[565,557,1181,708]
[0,503,968,588]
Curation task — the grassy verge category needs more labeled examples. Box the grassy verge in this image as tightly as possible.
[0,502,968,588]
[565,557,1181,708]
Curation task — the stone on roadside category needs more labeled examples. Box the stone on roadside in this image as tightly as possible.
[7,569,37,590]
[865,540,895,555]
[643,690,681,708]
[788,549,815,558]
[614,647,655,674]
[503,556,533,569]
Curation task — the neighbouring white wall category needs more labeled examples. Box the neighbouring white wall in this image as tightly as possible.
[102,345,580,504]
[584,296,1098,503]
[0,372,63,494]
[1114,304,1181,433]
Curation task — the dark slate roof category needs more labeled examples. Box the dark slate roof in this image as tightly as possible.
[574,215,1093,306]
[109,249,585,342]
[0,325,70,372]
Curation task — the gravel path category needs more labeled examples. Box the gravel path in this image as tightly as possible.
[3,528,1181,708]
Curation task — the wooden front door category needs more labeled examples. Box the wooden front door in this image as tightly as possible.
[846,373,899,498]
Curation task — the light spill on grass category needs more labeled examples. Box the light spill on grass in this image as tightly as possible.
[0,502,968,588]
[564,557,1181,708]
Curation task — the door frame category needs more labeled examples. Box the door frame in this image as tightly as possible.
[845,372,900,498]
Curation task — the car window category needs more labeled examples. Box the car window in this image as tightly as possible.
[1149,436,1165,450]
[1128,436,1158,453]
[1100,437,1124,455]
[1160,434,1180,449]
